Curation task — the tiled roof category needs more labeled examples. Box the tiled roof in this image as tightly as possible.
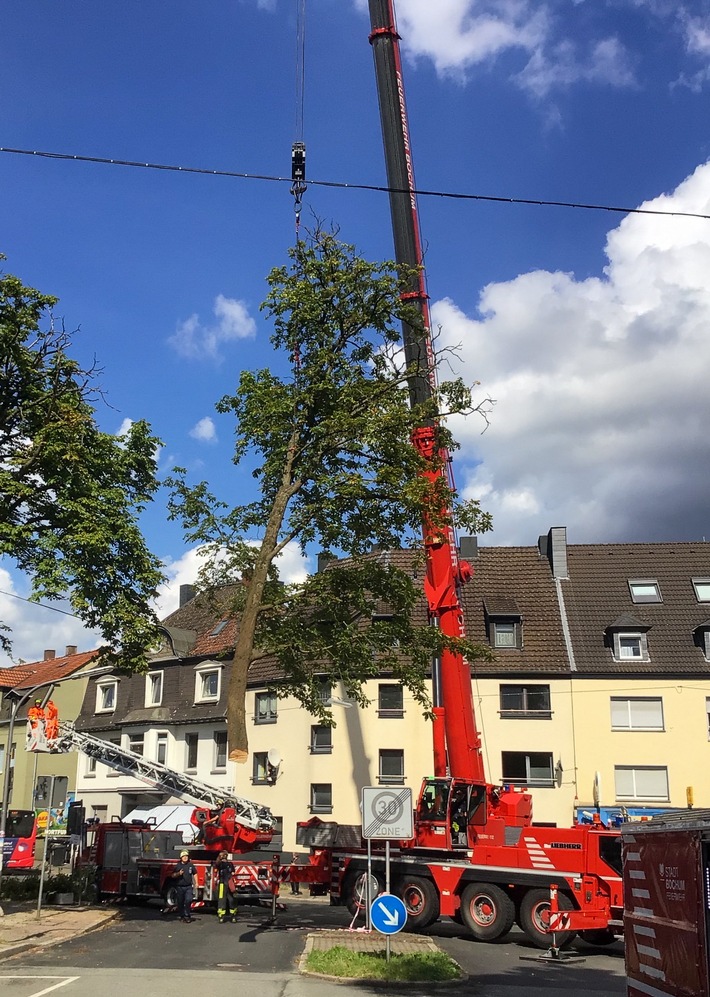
[460,546,569,675]
[0,650,99,690]
[561,542,710,674]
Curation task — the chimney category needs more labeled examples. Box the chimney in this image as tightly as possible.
[179,584,197,608]
[65,645,78,657]
[539,527,569,579]
[44,649,56,660]
[459,536,478,561]
[317,552,334,573]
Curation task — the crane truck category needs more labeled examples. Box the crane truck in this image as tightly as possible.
[294,0,624,950]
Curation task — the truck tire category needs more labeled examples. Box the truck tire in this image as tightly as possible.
[396,875,440,930]
[342,870,383,916]
[162,884,178,911]
[518,888,577,949]
[459,882,515,942]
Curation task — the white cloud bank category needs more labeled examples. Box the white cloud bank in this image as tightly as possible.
[169,294,256,361]
[189,417,217,443]
[437,161,710,545]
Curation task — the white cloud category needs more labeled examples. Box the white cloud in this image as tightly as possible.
[0,565,100,669]
[189,417,218,444]
[436,160,710,544]
[168,294,256,361]
[516,36,636,98]
[116,417,134,437]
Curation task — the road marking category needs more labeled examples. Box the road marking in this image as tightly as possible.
[1,977,79,997]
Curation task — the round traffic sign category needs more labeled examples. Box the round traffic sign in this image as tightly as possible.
[370,892,407,935]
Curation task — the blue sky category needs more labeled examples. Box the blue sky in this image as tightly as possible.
[2,0,710,664]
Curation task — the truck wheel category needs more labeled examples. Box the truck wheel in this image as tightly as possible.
[396,875,440,931]
[459,882,515,942]
[580,929,617,946]
[518,888,577,949]
[342,871,382,916]
[162,885,178,911]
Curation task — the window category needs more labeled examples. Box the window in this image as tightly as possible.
[185,733,198,770]
[128,734,144,757]
[612,632,650,661]
[615,766,669,802]
[85,754,97,777]
[317,679,331,704]
[213,731,227,771]
[611,697,664,731]
[693,579,710,602]
[209,620,228,637]
[105,736,121,777]
[628,579,662,604]
[253,751,269,785]
[95,680,117,713]
[310,725,332,754]
[155,732,168,765]
[706,697,710,740]
[493,621,517,648]
[501,751,554,787]
[378,749,404,784]
[255,691,277,724]
[310,783,333,813]
[145,672,163,707]
[195,665,221,703]
[499,684,551,718]
[378,684,404,718]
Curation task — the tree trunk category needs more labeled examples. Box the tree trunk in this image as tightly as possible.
[227,432,300,762]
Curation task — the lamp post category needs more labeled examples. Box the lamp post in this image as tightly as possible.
[0,665,114,893]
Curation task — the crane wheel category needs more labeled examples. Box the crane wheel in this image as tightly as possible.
[459,882,515,942]
[517,888,577,949]
[396,875,440,931]
[342,870,383,916]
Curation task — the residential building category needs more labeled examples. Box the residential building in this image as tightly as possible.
[73,532,710,849]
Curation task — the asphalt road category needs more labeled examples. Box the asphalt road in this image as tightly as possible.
[1,896,627,996]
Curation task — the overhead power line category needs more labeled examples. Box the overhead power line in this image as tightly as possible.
[1,145,708,221]
[0,588,80,619]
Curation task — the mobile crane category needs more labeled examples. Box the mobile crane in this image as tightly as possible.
[296,0,624,949]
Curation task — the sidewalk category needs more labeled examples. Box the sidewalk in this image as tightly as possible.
[0,904,119,961]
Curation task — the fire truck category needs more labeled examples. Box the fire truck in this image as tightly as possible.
[56,722,281,910]
[288,0,625,949]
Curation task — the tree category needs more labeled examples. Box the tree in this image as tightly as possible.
[0,257,164,666]
[167,232,492,761]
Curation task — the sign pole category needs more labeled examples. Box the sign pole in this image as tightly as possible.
[366,839,372,931]
[385,840,391,962]
[36,774,54,920]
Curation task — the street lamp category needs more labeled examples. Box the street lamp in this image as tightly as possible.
[0,665,114,887]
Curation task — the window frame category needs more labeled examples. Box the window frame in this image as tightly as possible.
[127,733,144,757]
[613,632,649,662]
[155,731,168,765]
[85,753,97,777]
[377,684,404,718]
[194,664,221,704]
[213,730,228,772]
[501,750,555,788]
[145,671,164,708]
[95,680,118,714]
[310,725,333,754]
[378,748,405,785]
[628,579,662,604]
[310,783,333,814]
[105,735,121,777]
[692,578,710,602]
[610,696,664,732]
[492,620,519,649]
[252,751,269,785]
[185,732,199,771]
[499,684,552,719]
[254,691,278,725]
[614,765,669,802]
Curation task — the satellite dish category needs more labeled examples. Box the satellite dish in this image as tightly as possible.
[267,749,282,767]
[593,771,601,807]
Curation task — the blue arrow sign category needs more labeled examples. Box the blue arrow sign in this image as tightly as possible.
[370,893,407,935]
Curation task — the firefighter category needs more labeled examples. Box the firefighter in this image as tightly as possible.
[27,699,46,728]
[44,699,59,742]
[171,850,198,923]
[212,849,238,923]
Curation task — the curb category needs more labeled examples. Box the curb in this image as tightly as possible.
[0,907,122,962]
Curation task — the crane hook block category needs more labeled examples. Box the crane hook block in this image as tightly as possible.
[291,141,306,184]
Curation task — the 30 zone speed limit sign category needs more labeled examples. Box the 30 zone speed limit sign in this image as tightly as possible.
[361,787,413,840]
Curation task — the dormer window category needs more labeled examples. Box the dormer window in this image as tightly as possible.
[693,622,710,661]
[628,579,662,604]
[484,598,523,650]
[194,663,222,703]
[605,615,651,662]
[145,671,163,707]
[95,680,118,714]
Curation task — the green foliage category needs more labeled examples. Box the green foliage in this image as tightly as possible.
[0,257,165,667]
[167,231,492,751]
[305,945,462,982]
